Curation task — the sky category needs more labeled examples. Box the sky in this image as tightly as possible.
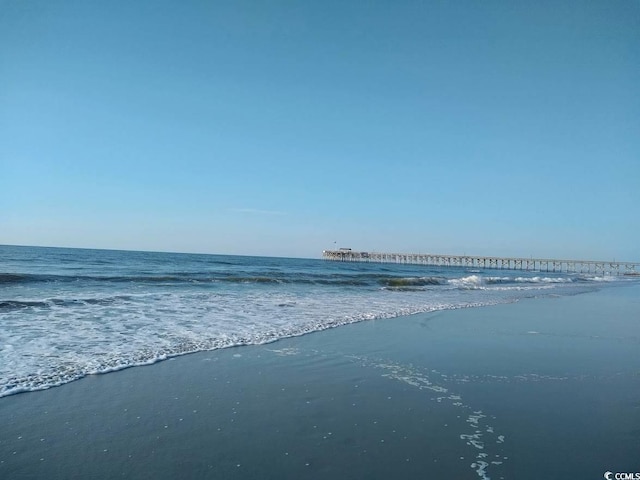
[1,0,638,260]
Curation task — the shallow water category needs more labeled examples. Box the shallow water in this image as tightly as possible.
[1,285,639,479]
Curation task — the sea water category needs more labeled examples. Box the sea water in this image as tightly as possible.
[0,245,633,398]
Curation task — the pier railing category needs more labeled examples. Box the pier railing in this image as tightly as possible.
[322,250,639,276]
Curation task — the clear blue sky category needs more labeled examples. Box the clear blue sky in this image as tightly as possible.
[1,0,638,260]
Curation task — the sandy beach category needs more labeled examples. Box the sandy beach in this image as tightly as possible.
[2,284,639,479]
[3,1,638,478]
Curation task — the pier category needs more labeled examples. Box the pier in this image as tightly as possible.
[322,250,640,276]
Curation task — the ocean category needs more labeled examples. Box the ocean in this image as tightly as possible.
[0,245,631,398]
[1,245,640,479]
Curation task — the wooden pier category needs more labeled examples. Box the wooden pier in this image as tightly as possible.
[322,250,640,276]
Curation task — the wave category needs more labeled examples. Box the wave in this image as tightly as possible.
[0,272,289,285]
[446,274,593,290]
[0,299,503,398]
[577,275,617,283]
[515,276,573,284]
[0,300,46,310]
[448,275,484,289]
[0,271,463,288]
[0,273,50,284]
[482,276,574,285]
[381,276,446,287]
[0,295,134,312]
[1,270,621,292]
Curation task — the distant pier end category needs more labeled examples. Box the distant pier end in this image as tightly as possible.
[322,250,639,276]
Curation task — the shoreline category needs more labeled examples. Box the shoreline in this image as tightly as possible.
[2,284,639,479]
[1,294,519,399]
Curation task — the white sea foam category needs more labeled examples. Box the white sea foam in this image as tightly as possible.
[350,356,507,480]
[448,275,484,289]
[515,276,572,283]
[585,275,617,282]
[447,274,592,291]
[0,288,505,397]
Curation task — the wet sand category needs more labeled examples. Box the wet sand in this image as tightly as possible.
[1,284,639,479]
